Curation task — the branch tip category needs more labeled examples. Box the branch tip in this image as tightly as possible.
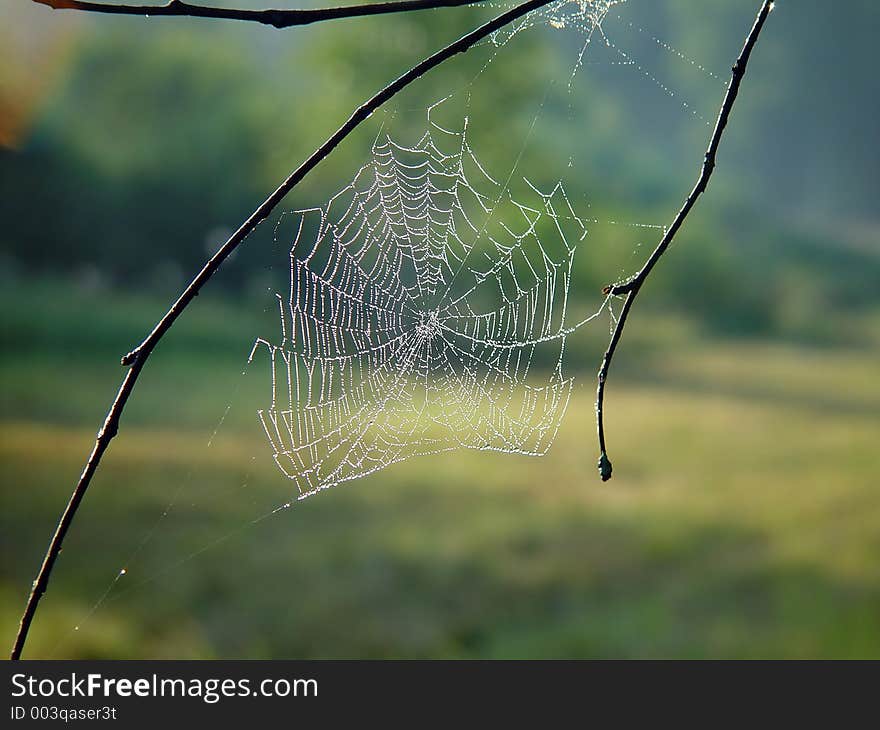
[598,453,613,482]
[602,279,636,297]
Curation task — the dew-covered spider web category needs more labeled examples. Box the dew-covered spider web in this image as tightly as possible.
[247,0,728,498]
[252,116,612,497]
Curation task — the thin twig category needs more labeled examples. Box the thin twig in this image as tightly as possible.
[30,0,488,28]
[10,0,555,661]
[595,0,776,482]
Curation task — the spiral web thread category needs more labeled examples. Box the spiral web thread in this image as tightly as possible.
[250,112,614,498]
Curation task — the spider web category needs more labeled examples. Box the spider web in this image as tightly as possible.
[252,115,610,498]
[248,0,715,498]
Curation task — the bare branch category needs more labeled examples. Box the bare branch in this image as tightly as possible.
[595,0,776,482]
[30,0,489,28]
[10,0,556,661]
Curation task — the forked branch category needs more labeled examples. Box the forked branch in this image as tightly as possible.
[30,0,488,28]
[595,0,776,481]
[10,0,556,661]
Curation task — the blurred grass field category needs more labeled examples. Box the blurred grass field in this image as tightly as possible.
[1,276,879,659]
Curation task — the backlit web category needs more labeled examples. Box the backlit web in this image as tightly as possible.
[249,0,722,497]
[252,115,610,498]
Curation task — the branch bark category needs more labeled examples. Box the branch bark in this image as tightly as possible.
[31,0,488,28]
[10,0,556,661]
[595,0,776,482]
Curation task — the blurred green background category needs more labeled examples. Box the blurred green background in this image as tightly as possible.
[1,0,878,658]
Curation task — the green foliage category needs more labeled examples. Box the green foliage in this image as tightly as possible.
[1,1,878,339]
[1,26,277,282]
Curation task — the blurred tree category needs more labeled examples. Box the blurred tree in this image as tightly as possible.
[1,0,878,325]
